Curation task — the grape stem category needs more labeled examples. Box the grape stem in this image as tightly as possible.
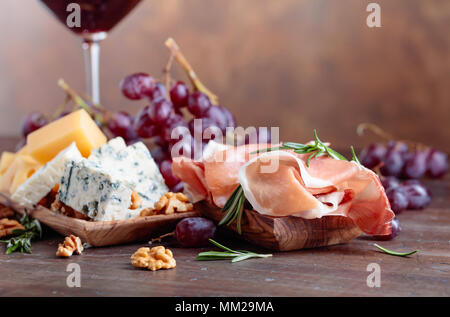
[165,38,219,105]
[57,79,106,125]
[357,122,429,151]
[357,123,394,141]
[51,94,71,120]
[148,231,176,244]
[163,53,175,102]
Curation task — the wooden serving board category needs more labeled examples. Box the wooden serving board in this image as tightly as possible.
[196,201,362,251]
[0,193,197,247]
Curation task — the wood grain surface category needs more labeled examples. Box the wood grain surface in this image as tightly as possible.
[197,202,362,251]
[0,138,448,297]
[0,0,449,151]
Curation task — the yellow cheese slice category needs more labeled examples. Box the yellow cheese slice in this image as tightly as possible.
[0,152,16,176]
[0,146,29,176]
[0,154,42,194]
[26,109,107,163]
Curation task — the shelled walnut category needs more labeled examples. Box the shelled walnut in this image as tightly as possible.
[51,196,90,221]
[0,218,24,238]
[56,234,83,257]
[140,192,193,216]
[130,190,143,210]
[130,246,176,271]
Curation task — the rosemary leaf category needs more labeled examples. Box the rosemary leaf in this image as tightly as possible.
[374,244,418,257]
[0,212,42,255]
[196,239,272,263]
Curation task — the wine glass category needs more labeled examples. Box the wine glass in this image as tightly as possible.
[39,0,142,104]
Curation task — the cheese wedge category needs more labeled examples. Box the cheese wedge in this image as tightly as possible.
[12,142,82,207]
[0,152,16,176]
[26,109,107,163]
[0,154,42,194]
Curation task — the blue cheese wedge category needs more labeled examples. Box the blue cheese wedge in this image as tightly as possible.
[58,159,133,221]
[59,138,168,221]
[89,138,168,211]
[11,143,82,208]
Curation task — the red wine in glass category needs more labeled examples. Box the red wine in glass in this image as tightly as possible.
[39,0,142,104]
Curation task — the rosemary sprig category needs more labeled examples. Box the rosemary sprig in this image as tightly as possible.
[350,145,361,165]
[218,185,245,234]
[374,244,418,257]
[196,239,272,262]
[253,129,348,167]
[0,212,42,255]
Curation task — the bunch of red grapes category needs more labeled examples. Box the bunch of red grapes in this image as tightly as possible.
[111,72,243,192]
[360,140,448,215]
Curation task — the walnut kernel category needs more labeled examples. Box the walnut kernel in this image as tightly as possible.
[130,190,143,210]
[130,246,176,271]
[0,218,24,238]
[140,192,193,216]
[56,234,83,257]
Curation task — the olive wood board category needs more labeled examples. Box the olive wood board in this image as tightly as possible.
[0,192,197,247]
[196,201,362,251]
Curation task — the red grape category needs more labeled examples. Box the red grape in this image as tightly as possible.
[120,73,155,100]
[169,133,193,158]
[401,181,431,209]
[162,114,188,142]
[426,148,449,178]
[386,188,408,214]
[150,98,174,124]
[175,217,216,247]
[170,81,189,109]
[203,106,228,131]
[402,150,428,179]
[150,146,170,165]
[188,118,220,138]
[387,140,408,153]
[134,105,160,138]
[107,111,133,139]
[159,159,181,188]
[381,176,400,191]
[187,92,212,117]
[151,135,168,147]
[374,217,401,240]
[22,112,48,137]
[380,148,404,177]
[219,106,236,128]
[148,83,167,102]
[171,181,185,193]
[359,143,386,169]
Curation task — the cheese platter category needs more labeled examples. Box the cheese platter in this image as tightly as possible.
[0,37,446,266]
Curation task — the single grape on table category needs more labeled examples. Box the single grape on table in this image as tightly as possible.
[175,217,217,247]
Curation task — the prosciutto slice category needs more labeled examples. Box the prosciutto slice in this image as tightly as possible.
[172,141,394,235]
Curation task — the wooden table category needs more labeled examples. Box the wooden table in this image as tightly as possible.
[0,137,448,297]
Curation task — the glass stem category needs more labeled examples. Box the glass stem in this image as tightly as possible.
[82,39,101,105]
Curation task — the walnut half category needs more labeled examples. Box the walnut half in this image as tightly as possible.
[140,192,193,217]
[0,218,24,238]
[130,246,176,271]
[56,235,83,257]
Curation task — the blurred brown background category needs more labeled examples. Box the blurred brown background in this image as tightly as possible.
[0,0,449,150]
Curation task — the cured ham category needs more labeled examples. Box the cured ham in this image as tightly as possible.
[172,141,394,236]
